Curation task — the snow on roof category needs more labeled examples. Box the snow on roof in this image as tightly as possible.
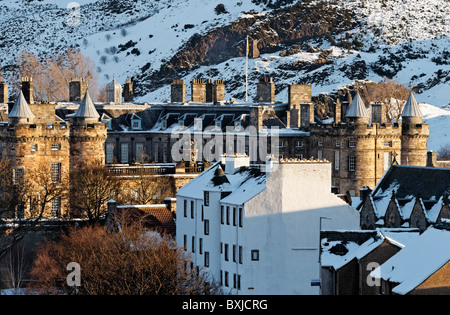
[371,227,450,295]
[176,161,267,205]
[8,91,35,119]
[401,91,422,117]
[425,196,445,223]
[321,229,419,270]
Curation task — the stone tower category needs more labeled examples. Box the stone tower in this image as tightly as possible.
[400,91,428,166]
[69,91,107,170]
[2,91,71,218]
[345,92,374,194]
[106,74,122,104]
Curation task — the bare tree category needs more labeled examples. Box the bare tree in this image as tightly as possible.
[437,144,450,160]
[27,161,69,221]
[12,48,98,102]
[69,160,122,223]
[29,222,221,295]
[360,79,410,122]
[0,159,29,219]
[4,244,27,294]
[120,155,174,205]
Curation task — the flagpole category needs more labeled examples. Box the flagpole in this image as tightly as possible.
[245,35,248,103]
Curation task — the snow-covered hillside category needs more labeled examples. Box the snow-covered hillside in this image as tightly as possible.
[0,0,448,150]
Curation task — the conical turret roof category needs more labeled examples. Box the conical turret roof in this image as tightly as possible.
[8,91,35,119]
[74,90,100,118]
[345,91,369,117]
[401,91,422,117]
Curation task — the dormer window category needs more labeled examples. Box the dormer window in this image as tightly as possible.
[102,119,112,130]
[178,119,185,128]
[161,119,167,130]
[131,119,141,130]
[215,120,221,129]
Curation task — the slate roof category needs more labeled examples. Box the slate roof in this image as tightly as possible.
[401,91,422,117]
[371,226,450,295]
[321,228,419,270]
[367,165,450,223]
[345,92,369,118]
[373,165,450,201]
[74,91,100,118]
[8,91,35,119]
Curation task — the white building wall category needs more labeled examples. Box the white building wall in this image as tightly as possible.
[176,161,360,295]
[241,162,360,295]
[219,202,245,294]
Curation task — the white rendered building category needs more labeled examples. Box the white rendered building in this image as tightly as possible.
[176,155,360,295]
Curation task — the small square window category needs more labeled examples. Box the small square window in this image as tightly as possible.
[31,144,38,151]
[349,141,356,148]
[318,140,323,147]
[51,143,61,151]
[295,141,303,148]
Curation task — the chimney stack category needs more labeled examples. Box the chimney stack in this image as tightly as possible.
[300,103,314,129]
[21,77,34,104]
[0,82,8,103]
[171,79,186,103]
[426,151,437,167]
[256,77,275,103]
[213,80,225,104]
[191,78,205,103]
[69,78,88,102]
[123,78,133,102]
[288,84,312,128]
[371,102,386,124]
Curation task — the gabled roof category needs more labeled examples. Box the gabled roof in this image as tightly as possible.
[345,92,369,118]
[177,160,267,205]
[321,229,419,270]
[368,165,450,221]
[8,91,35,119]
[371,226,450,295]
[373,165,450,201]
[74,91,100,118]
[401,91,422,117]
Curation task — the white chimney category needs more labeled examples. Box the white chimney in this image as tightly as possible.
[224,153,250,174]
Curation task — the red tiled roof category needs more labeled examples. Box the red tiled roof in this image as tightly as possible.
[113,206,176,236]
